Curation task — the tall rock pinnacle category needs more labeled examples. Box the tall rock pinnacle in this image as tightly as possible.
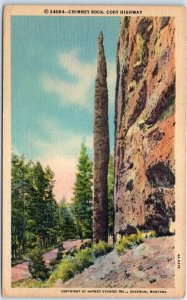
[93,32,109,243]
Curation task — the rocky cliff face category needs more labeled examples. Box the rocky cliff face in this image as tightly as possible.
[114,17,175,235]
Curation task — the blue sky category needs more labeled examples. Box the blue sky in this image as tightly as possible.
[11,16,120,201]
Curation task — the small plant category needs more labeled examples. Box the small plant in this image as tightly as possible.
[144,230,157,238]
[92,240,113,257]
[115,229,143,255]
[28,247,50,281]
[136,228,144,243]
[75,248,94,271]
[115,236,130,255]
[56,257,80,283]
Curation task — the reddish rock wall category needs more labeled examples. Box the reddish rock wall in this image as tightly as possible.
[114,17,175,235]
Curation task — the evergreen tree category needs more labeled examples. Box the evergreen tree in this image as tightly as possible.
[43,166,59,245]
[11,154,33,259]
[28,247,50,281]
[72,143,93,239]
[27,162,48,247]
[11,154,60,261]
[59,198,77,240]
[27,162,58,247]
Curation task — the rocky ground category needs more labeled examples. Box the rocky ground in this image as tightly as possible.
[56,236,174,288]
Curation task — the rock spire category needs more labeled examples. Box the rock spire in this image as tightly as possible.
[93,32,109,243]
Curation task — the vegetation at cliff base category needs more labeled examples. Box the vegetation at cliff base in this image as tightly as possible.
[115,230,143,255]
[48,241,113,285]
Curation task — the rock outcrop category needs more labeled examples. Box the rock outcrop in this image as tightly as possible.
[114,17,175,235]
[93,32,109,242]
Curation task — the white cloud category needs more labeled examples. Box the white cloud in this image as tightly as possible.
[32,117,93,159]
[41,51,116,109]
[41,51,96,108]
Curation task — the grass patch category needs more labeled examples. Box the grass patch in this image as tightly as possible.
[48,241,113,285]
[12,278,48,288]
[115,229,143,255]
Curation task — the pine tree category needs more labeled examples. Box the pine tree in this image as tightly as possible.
[11,154,59,261]
[28,247,50,281]
[11,154,33,259]
[72,143,93,240]
[28,162,59,247]
[59,198,77,240]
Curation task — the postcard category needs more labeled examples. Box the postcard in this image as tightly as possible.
[2,5,186,297]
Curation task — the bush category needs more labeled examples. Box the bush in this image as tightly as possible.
[48,241,114,285]
[92,240,113,257]
[28,247,50,281]
[115,236,130,255]
[57,258,80,282]
[115,230,143,255]
[48,256,79,284]
[144,230,157,238]
[128,229,143,245]
[75,248,94,271]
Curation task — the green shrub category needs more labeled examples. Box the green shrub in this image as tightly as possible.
[115,230,143,255]
[75,248,94,271]
[28,247,50,281]
[48,256,79,284]
[58,258,80,282]
[91,243,100,257]
[115,236,130,255]
[144,230,157,238]
[48,241,113,285]
[127,229,143,245]
[92,240,113,257]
